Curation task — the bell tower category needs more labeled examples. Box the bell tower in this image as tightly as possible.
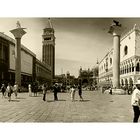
[42,18,55,79]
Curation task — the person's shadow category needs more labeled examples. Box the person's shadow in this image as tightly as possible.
[10,99,20,102]
[79,100,90,102]
[47,99,66,102]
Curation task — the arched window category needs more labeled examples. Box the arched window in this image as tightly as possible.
[125,66,127,74]
[124,45,128,55]
[136,63,140,72]
[126,65,129,73]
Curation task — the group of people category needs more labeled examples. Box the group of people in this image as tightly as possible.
[40,83,84,102]
[70,85,83,102]
[2,80,140,122]
[0,82,18,101]
[28,83,59,101]
[30,83,84,102]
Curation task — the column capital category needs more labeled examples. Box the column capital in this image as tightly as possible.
[112,26,122,36]
[10,28,26,39]
[108,20,122,36]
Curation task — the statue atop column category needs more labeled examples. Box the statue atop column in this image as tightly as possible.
[108,20,121,35]
[16,21,21,28]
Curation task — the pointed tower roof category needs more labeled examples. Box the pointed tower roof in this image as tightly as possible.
[46,18,53,28]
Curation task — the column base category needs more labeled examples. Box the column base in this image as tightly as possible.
[104,88,126,95]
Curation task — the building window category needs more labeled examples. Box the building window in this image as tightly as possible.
[126,65,129,73]
[124,45,128,55]
[129,66,131,73]
[132,64,134,72]
[136,63,140,72]
[110,58,112,65]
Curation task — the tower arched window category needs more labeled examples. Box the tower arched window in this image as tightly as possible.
[124,45,128,56]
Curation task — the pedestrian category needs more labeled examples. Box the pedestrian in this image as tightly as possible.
[42,84,47,101]
[131,80,140,122]
[13,82,18,98]
[6,83,13,102]
[33,82,38,97]
[53,83,58,101]
[1,84,6,98]
[70,85,76,101]
[109,87,112,95]
[78,84,83,101]
[28,84,32,96]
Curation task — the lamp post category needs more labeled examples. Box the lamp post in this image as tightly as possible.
[10,21,26,87]
[108,20,122,89]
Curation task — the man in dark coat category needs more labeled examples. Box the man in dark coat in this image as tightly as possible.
[78,84,83,101]
[53,83,58,101]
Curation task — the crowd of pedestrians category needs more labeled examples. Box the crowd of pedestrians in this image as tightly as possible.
[0,82,19,101]
[0,81,85,103]
[2,79,140,123]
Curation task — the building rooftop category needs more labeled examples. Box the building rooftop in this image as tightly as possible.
[0,32,36,57]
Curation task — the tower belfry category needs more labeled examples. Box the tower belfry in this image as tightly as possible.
[42,18,55,79]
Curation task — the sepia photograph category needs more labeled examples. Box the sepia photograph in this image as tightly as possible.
[0,18,140,122]
[1,1,140,140]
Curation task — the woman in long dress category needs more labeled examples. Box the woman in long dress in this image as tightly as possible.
[28,84,32,96]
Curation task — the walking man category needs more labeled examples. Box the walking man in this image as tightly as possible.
[1,84,6,98]
[78,84,83,101]
[42,84,47,101]
[53,83,58,101]
[131,80,140,122]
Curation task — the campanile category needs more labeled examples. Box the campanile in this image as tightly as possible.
[42,18,55,79]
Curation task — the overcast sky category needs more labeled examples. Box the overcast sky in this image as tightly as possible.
[0,18,140,77]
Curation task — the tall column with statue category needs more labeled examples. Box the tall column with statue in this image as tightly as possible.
[108,20,122,89]
[10,21,26,87]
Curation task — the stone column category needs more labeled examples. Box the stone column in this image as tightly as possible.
[108,21,122,89]
[10,21,26,87]
[113,33,120,88]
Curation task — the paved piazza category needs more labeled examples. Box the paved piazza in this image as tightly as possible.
[0,90,134,122]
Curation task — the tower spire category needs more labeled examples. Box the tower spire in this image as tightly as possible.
[46,18,53,28]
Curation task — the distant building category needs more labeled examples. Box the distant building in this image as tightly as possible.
[78,67,93,86]
[66,71,75,86]
[99,24,140,88]
[54,72,76,86]
[0,21,53,87]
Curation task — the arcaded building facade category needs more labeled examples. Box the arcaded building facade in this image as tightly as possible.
[99,24,140,88]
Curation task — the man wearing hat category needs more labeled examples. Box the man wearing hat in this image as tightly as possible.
[131,79,140,122]
[53,83,58,101]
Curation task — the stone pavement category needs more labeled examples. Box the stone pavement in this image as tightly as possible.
[0,90,134,122]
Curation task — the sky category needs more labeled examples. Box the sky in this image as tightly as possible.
[1,18,140,77]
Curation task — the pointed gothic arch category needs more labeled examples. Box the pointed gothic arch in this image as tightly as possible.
[136,63,140,72]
